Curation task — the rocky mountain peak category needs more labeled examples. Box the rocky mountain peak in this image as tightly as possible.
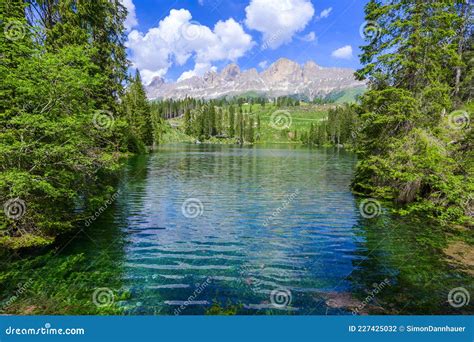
[221,63,241,81]
[262,58,303,84]
[148,76,164,88]
[266,58,301,73]
[303,61,321,71]
[146,58,365,100]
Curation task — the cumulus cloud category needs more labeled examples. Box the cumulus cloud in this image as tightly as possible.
[300,31,316,42]
[244,0,315,49]
[331,45,353,59]
[178,63,217,82]
[120,0,138,31]
[126,9,254,84]
[317,7,332,20]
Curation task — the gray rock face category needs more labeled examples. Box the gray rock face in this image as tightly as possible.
[146,58,365,100]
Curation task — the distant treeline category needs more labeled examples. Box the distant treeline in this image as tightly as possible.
[300,105,357,146]
[151,98,263,143]
[150,95,305,120]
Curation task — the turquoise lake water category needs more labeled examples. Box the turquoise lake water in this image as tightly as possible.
[1,144,472,315]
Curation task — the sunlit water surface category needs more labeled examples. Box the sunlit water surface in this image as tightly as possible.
[1,144,472,315]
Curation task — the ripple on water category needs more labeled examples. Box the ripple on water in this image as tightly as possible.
[116,145,364,314]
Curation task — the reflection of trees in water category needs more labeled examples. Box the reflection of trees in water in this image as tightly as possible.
[348,213,474,314]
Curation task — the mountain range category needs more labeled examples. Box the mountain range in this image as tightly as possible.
[146,58,365,100]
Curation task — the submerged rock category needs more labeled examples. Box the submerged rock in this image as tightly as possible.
[444,241,474,275]
[317,292,387,315]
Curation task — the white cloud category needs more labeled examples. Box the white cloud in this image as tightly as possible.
[178,63,215,82]
[318,7,332,20]
[300,31,316,42]
[258,60,268,69]
[140,69,167,83]
[331,45,353,59]
[244,0,315,49]
[120,0,138,31]
[126,9,254,84]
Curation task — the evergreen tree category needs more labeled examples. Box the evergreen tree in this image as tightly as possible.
[184,108,192,135]
[353,0,473,224]
[122,70,152,151]
[228,106,235,138]
[0,0,144,248]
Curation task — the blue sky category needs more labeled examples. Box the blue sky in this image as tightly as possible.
[122,0,367,84]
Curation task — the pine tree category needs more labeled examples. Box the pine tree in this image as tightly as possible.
[353,0,473,224]
[184,108,192,135]
[228,106,235,137]
[122,70,152,151]
[246,117,255,143]
[209,104,216,136]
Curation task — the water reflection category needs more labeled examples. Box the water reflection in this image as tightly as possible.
[1,144,471,315]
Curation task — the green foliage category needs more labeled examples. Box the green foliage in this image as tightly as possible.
[353,0,473,226]
[205,301,241,315]
[1,0,161,248]
[121,71,154,152]
[302,104,357,146]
